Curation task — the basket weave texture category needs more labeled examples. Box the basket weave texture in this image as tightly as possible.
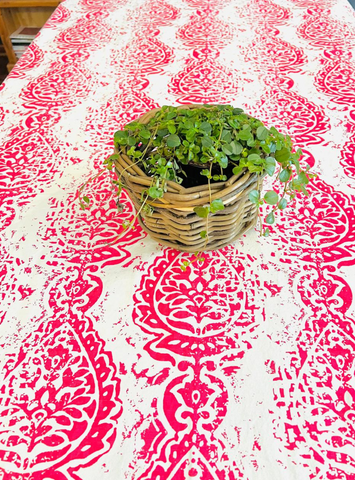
[114,105,263,252]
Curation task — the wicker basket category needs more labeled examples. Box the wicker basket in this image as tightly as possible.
[113,105,263,252]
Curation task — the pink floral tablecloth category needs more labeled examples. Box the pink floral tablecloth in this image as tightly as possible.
[1,0,355,478]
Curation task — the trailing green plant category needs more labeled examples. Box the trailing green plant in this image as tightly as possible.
[80,104,315,242]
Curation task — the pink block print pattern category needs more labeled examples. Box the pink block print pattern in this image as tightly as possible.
[0,0,354,479]
[236,0,291,26]
[39,175,146,268]
[8,44,44,80]
[42,3,71,28]
[272,179,355,267]
[297,8,355,48]
[0,314,122,480]
[133,248,264,478]
[341,135,355,182]
[315,49,355,115]
[169,50,239,104]
[20,63,95,112]
[243,35,307,74]
[0,127,62,199]
[250,83,330,146]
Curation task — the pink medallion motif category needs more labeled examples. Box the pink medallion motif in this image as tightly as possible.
[0,128,61,197]
[138,0,180,26]
[133,248,263,364]
[119,31,174,74]
[86,89,159,147]
[46,267,104,316]
[340,134,355,182]
[20,63,94,111]
[273,320,355,479]
[315,50,355,108]
[43,3,71,28]
[56,18,114,61]
[8,44,44,79]
[275,179,355,267]
[138,363,242,480]
[177,10,234,49]
[80,0,126,10]
[40,175,146,267]
[133,248,264,478]
[169,49,239,105]
[237,0,291,26]
[296,264,353,318]
[0,314,122,479]
[244,35,307,74]
[182,0,231,8]
[297,9,355,48]
[289,0,335,6]
[252,85,330,145]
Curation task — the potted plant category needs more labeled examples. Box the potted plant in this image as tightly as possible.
[80,104,313,253]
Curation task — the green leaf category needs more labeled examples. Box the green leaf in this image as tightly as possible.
[83,196,90,204]
[248,153,261,163]
[279,169,291,182]
[194,206,210,218]
[228,119,239,129]
[298,171,309,185]
[127,136,137,146]
[200,122,212,134]
[157,128,168,137]
[166,134,181,147]
[264,190,279,205]
[139,128,151,140]
[265,211,275,224]
[222,144,234,155]
[218,154,228,169]
[167,111,177,120]
[114,130,129,144]
[256,126,268,140]
[278,198,287,210]
[275,147,291,163]
[168,124,176,134]
[201,136,213,148]
[201,169,210,177]
[233,165,244,175]
[247,164,263,173]
[265,156,276,176]
[210,199,224,213]
[249,190,260,204]
[148,187,164,199]
[238,128,252,141]
[221,130,232,143]
[200,230,207,238]
[261,143,271,154]
[301,185,309,196]
[230,141,243,155]
[292,157,300,174]
[186,129,196,142]
[263,227,270,237]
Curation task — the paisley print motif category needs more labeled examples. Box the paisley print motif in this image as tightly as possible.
[0,0,354,478]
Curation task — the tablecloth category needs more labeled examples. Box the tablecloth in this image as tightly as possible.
[0,0,355,478]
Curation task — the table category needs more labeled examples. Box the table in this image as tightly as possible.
[0,0,355,478]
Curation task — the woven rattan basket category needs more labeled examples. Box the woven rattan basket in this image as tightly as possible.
[113,105,263,252]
